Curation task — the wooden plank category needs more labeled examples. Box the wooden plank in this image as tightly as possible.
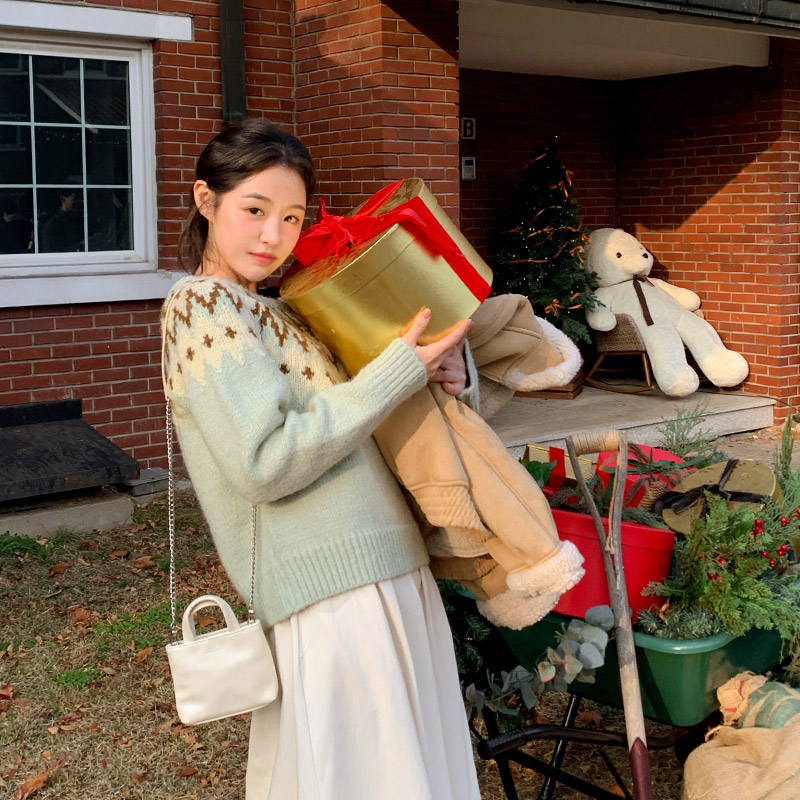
[515,370,583,400]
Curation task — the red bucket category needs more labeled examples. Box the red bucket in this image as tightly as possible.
[552,508,675,619]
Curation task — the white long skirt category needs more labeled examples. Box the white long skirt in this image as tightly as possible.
[246,567,482,800]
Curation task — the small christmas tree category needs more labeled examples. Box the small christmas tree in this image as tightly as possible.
[493,142,598,344]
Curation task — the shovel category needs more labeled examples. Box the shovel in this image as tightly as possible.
[564,429,653,800]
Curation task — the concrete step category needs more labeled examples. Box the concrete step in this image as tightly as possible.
[0,488,134,539]
[490,387,775,460]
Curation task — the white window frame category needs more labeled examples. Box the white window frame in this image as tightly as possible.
[0,1,192,307]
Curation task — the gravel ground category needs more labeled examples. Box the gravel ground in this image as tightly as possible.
[714,423,800,469]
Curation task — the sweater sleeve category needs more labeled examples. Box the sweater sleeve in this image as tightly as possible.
[163,280,428,504]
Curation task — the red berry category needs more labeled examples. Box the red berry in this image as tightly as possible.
[762,551,770,557]
[781,517,789,526]
[698,553,705,559]
[755,518,764,527]
[709,572,718,579]
[769,559,776,566]
[717,557,727,564]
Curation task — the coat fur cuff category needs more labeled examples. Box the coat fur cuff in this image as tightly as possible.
[506,317,582,392]
[506,540,585,597]
[477,590,560,630]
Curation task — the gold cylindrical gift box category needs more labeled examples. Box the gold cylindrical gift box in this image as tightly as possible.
[280,178,493,375]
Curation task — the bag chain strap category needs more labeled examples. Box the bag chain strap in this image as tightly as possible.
[166,401,257,641]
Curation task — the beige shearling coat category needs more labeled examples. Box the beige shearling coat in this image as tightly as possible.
[373,295,585,630]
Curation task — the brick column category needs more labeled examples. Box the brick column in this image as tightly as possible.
[293,0,460,219]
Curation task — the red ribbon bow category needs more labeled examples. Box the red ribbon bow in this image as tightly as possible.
[285,180,491,301]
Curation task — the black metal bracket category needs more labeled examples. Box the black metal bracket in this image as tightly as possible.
[472,694,695,800]
[220,0,246,124]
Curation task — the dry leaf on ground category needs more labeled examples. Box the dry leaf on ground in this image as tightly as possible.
[13,771,48,800]
[177,765,197,777]
[135,646,155,663]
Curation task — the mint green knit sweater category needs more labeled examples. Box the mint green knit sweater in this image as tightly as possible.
[162,276,430,626]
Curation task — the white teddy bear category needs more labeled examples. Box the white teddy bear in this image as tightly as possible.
[583,228,748,397]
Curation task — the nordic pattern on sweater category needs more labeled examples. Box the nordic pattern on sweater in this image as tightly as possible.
[161,276,430,626]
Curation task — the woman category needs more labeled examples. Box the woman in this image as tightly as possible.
[162,118,482,799]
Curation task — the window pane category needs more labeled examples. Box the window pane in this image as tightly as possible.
[84,60,129,126]
[0,189,33,254]
[0,54,30,122]
[86,128,130,186]
[35,126,82,185]
[88,188,131,251]
[0,47,138,263]
[0,125,32,184]
[32,56,81,125]
[38,187,84,253]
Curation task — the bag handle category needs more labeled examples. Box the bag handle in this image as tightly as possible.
[180,594,241,641]
[163,287,258,640]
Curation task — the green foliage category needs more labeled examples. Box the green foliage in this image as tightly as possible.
[636,608,722,639]
[93,600,184,653]
[654,402,725,464]
[644,493,800,656]
[439,577,612,723]
[56,667,104,689]
[627,443,713,484]
[0,532,49,559]
[775,416,800,517]
[492,143,598,344]
[49,526,84,549]
[520,458,556,488]
[547,472,670,530]
[462,611,612,721]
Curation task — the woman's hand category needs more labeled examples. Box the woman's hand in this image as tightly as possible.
[430,343,468,395]
[400,308,472,386]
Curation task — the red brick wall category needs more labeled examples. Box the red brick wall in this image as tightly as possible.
[459,69,617,258]
[1,0,295,470]
[615,43,800,415]
[292,0,460,221]
[0,301,165,465]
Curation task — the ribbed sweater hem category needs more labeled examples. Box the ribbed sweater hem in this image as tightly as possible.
[261,524,430,627]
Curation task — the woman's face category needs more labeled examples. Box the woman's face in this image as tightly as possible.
[194,165,307,290]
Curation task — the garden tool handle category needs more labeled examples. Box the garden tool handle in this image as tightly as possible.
[569,429,620,457]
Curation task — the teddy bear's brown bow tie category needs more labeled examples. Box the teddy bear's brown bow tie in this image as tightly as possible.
[632,274,655,326]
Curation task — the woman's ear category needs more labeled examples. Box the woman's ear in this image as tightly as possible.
[193,180,214,220]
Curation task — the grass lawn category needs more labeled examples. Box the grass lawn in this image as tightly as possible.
[0,492,684,799]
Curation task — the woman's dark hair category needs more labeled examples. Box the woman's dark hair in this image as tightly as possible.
[178,118,316,272]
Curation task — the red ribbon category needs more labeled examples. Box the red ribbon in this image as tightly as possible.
[285,180,491,301]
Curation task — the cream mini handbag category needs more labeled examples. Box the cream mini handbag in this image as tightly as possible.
[163,401,278,725]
